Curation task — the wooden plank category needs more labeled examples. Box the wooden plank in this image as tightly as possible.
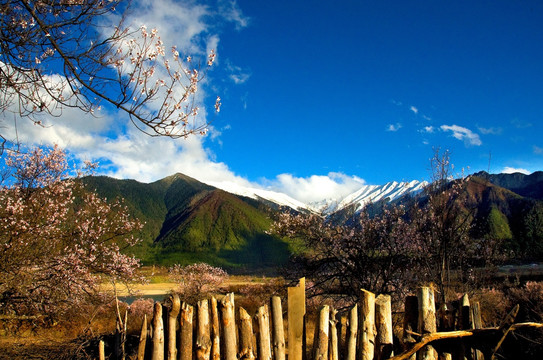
[288,278,306,360]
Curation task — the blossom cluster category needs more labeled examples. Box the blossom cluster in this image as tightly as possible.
[0,145,143,317]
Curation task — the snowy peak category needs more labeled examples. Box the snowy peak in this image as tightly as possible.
[207,179,427,215]
[334,180,427,213]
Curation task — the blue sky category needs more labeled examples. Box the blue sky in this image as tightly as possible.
[5,0,543,204]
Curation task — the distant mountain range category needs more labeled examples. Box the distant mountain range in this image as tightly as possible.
[82,170,543,272]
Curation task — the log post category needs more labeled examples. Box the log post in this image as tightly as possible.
[137,314,148,360]
[271,296,286,360]
[313,305,330,360]
[99,340,105,360]
[239,307,256,360]
[329,307,339,360]
[167,294,181,360]
[196,299,212,360]
[221,293,237,360]
[152,302,165,360]
[418,287,438,360]
[339,313,348,360]
[210,297,221,360]
[179,302,194,360]
[345,305,358,360]
[471,302,484,360]
[359,289,376,360]
[257,304,272,360]
[288,278,306,360]
[375,294,393,360]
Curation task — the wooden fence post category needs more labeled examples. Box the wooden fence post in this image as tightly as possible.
[138,314,148,360]
[418,287,438,360]
[375,294,393,360]
[239,307,256,360]
[99,340,105,360]
[152,302,165,360]
[312,305,330,360]
[179,302,194,360]
[196,299,211,360]
[257,304,272,360]
[329,307,339,360]
[345,304,358,360]
[472,302,484,360]
[288,278,306,360]
[167,294,181,360]
[359,289,376,360]
[221,293,237,360]
[210,297,221,360]
[271,296,286,360]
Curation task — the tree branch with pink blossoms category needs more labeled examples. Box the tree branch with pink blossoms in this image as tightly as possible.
[0,145,143,319]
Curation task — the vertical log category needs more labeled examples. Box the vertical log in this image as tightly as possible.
[152,302,165,360]
[257,305,272,360]
[375,294,393,360]
[179,302,194,360]
[221,293,237,360]
[137,314,148,360]
[403,296,418,360]
[313,305,330,360]
[99,340,105,360]
[359,289,375,360]
[329,308,339,360]
[167,294,181,360]
[471,302,484,360]
[239,307,256,360]
[210,297,221,360]
[417,287,438,360]
[288,278,306,360]
[345,305,358,360]
[339,313,348,360]
[197,299,212,360]
[271,296,286,360]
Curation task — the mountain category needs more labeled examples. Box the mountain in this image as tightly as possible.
[473,171,543,200]
[81,170,543,271]
[207,179,428,214]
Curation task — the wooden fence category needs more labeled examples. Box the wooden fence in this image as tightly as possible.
[99,278,542,360]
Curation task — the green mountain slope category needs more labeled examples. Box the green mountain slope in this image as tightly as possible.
[81,174,290,272]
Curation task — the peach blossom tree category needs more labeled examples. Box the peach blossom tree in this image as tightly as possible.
[0,0,220,150]
[0,145,142,319]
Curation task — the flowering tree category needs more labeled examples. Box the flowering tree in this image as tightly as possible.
[0,145,142,318]
[168,262,228,302]
[0,0,220,149]
[272,205,425,304]
[410,149,475,301]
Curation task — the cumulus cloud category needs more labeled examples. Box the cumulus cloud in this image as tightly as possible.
[386,123,402,132]
[266,173,366,204]
[440,124,482,146]
[501,167,531,175]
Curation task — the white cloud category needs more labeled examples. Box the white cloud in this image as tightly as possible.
[219,0,250,30]
[533,145,543,155]
[410,106,418,114]
[386,123,402,132]
[226,61,251,84]
[501,167,531,175]
[422,126,434,133]
[440,124,482,146]
[478,126,502,135]
[266,173,366,204]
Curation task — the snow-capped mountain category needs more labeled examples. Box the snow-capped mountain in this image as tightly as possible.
[206,179,428,215]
